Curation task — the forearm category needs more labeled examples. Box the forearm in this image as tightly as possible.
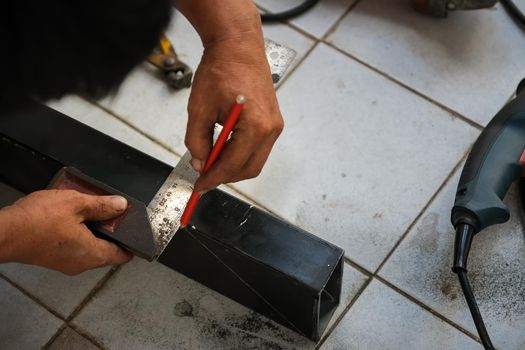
[176,0,263,48]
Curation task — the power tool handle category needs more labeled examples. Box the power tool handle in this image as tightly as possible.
[453,90,525,232]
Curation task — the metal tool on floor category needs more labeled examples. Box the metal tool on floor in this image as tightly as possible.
[413,0,497,17]
[260,0,525,30]
[413,0,525,27]
[451,79,525,349]
[147,34,193,90]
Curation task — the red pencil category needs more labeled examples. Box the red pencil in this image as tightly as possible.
[180,94,246,227]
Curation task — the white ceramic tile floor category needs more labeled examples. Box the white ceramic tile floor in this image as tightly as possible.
[47,96,179,166]
[256,0,357,38]
[327,0,525,126]
[5,2,525,349]
[72,259,365,350]
[0,264,109,319]
[234,43,479,271]
[380,170,525,349]
[47,327,99,350]
[320,279,481,350]
[0,278,62,350]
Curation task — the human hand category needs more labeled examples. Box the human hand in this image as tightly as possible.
[185,32,284,193]
[0,190,133,275]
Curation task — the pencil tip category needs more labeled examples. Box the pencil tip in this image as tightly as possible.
[236,95,246,104]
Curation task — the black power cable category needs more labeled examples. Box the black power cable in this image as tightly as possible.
[457,271,495,349]
[452,223,495,350]
[500,0,525,27]
[260,0,321,22]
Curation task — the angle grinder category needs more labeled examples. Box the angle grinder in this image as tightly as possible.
[451,79,525,349]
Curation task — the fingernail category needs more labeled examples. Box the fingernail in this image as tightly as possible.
[110,196,128,211]
[191,158,203,172]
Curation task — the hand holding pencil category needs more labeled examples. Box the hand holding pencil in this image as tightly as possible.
[183,39,284,195]
[181,95,246,226]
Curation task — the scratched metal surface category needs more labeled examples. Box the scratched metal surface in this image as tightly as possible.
[264,38,296,84]
[148,41,296,259]
[147,151,198,258]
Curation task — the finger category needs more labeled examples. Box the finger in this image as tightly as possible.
[193,129,260,192]
[92,238,133,266]
[185,102,216,173]
[227,139,275,183]
[76,193,128,221]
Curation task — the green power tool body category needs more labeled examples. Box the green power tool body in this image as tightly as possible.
[452,81,525,349]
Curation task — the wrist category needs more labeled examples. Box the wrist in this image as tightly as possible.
[177,0,263,49]
[201,10,263,49]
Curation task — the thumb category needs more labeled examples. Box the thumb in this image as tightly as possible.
[77,194,128,222]
[185,104,214,173]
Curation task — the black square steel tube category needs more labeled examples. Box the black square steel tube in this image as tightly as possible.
[0,101,344,340]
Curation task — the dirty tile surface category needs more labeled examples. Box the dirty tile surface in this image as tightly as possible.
[0,278,62,350]
[324,264,368,333]
[47,327,100,350]
[0,264,109,318]
[380,170,525,349]
[327,0,525,125]
[256,0,357,38]
[320,279,481,350]
[73,259,365,350]
[234,43,479,271]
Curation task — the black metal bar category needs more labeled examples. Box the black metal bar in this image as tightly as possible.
[0,101,344,340]
[0,100,171,202]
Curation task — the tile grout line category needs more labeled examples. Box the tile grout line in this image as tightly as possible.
[241,1,363,220]
[370,152,483,343]
[84,97,185,159]
[257,0,362,90]
[314,0,486,130]
[41,323,68,350]
[271,40,320,91]
[0,266,120,349]
[343,256,374,276]
[65,266,121,322]
[287,2,486,344]
[314,152,479,348]
[41,323,108,350]
[322,41,484,130]
[374,152,470,275]
[375,276,481,343]
[0,272,66,321]
[321,0,362,41]
[55,267,121,350]
[68,323,111,350]
[314,276,373,350]
[255,4,317,42]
